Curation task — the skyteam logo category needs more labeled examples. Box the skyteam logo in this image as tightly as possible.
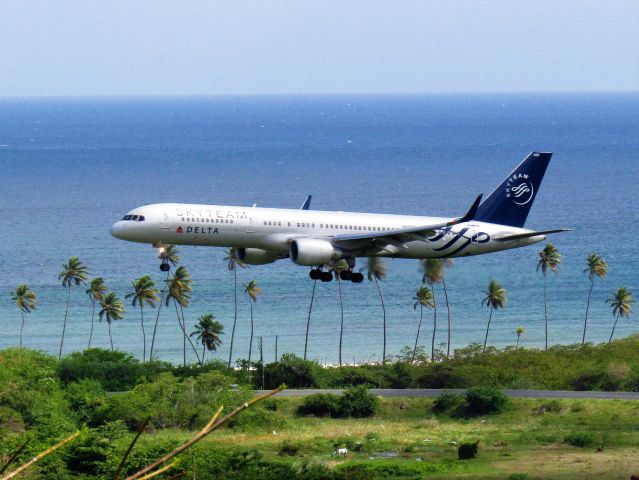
[506,173,534,205]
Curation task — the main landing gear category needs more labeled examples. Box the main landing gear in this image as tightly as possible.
[160,262,170,272]
[309,266,364,283]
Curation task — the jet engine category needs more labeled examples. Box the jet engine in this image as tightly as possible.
[237,248,278,265]
[289,238,344,266]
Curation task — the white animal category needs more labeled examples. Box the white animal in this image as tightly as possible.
[335,448,349,457]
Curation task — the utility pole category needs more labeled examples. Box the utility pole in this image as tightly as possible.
[258,336,264,390]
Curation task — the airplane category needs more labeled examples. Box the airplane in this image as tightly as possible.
[110,152,571,283]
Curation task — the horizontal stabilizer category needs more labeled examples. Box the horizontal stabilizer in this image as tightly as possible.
[494,228,573,242]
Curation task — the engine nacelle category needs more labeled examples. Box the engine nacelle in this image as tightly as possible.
[237,248,278,265]
[289,238,344,266]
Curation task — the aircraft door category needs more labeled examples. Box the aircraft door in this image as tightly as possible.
[161,212,171,229]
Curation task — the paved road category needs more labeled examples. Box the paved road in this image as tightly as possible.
[257,388,639,400]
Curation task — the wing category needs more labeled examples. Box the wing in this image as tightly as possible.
[331,194,482,253]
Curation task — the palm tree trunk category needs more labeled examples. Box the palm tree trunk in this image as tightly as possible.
[173,300,186,366]
[431,285,437,362]
[59,285,72,360]
[582,279,594,345]
[88,299,95,350]
[412,306,423,363]
[228,268,238,368]
[19,312,25,349]
[178,303,202,365]
[516,335,520,350]
[483,307,493,353]
[202,345,206,364]
[150,272,169,360]
[108,321,114,351]
[374,277,387,365]
[248,301,254,366]
[609,313,620,343]
[140,304,146,362]
[275,334,278,362]
[443,278,452,358]
[303,280,317,360]
[543,274,548,350]
[337,277,344,367]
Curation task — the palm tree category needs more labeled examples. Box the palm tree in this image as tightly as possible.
[582,253,608,345]
[537,243,562,350]
[330,260,349,367]
[98,292,124,351]
[303,276,317,361]
[441,259,454,358]
[149,245,180,360]
[412,285,434,363]
[224,248,247,368]
[482,280,507,352]
[58,257,88,360]
[421,259,443,361]
[85,277,107,349]
[190,313,224,364]
[165,265,201,365]
[514,326,525,350]
[126,275,159,362]
[244,280,261,369]
[365,257,388,364]
[607,288,635,343]
[12,284,36,348]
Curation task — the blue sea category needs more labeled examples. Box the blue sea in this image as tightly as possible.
[0,94,637,364]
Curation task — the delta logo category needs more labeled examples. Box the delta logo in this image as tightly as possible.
[176,226,183,234]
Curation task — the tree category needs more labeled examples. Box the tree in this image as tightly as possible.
[12,284,36,348]
[582,253,608,345]
[330,260,349,367]
[125,275,159,362]
[98,292,124,351]
[58,256,88,360]
[224,248,247,368]
[537,243,562,349]
[85,277,108,349]
[482,280,507,352]
[412,285,434,363]
[165,265,201,365]
[190,313,224,364]
[607,287,635,343]
[441,259,454,358]
[365,257,388,364]
[149,245,180,360]
[514,326,525,350]
[421,259,444,361]
[244,280,262,370]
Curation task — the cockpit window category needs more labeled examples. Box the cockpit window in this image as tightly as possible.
[121,214,145,221]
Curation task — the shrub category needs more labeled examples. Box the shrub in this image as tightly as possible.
[297,386,378,418]
[564,432,597,448]
[64,421,129,475]
[262,354,324,389]
[464,386,508,416]
[297,393,340,417]
[432,391,464,415]
[64,379,108,427]
[328,367,379,388]
[382,362,414,389]
[417,365,468,389]
[573,371,607,391]
[58,349,143,391]
[457,441,479,460]
[336,386,378,418]
[508,474,529,480]
[279,440,300,456]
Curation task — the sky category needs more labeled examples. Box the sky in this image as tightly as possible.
[0,0,637,96]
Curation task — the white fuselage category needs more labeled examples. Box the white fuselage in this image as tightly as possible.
[110,202,544,260]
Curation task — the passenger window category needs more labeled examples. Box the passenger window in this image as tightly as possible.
[138,216,145,222]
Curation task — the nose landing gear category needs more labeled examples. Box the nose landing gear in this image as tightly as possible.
[160,262,170,272]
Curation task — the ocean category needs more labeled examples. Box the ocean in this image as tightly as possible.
[0,93,637,364]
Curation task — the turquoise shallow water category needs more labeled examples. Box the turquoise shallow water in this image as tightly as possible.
[0,94,637,364]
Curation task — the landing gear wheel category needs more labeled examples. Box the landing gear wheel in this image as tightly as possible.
[339,270,353,281]
[309,269,321,280]
[351,272,364,283]
[320,271,333,282]
[160,263,170,272]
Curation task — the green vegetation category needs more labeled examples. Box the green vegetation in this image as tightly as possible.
[4,347,639,479]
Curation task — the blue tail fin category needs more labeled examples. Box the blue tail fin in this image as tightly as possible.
[474,152,552,228]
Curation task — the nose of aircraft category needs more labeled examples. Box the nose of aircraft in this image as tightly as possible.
[110,221,125,239]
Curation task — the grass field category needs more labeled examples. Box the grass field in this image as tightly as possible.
[143,396,639,479]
